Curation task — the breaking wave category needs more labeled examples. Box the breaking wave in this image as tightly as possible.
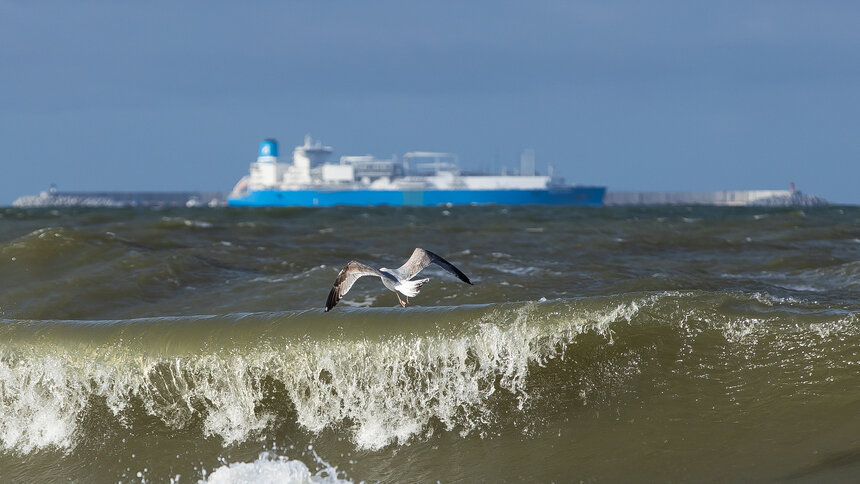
[1,291,856,456]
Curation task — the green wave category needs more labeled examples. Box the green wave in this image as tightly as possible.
[1,291,856,455]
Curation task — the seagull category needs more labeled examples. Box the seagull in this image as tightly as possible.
[325,248,473,312]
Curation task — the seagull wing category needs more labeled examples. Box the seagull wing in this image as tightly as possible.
[395,248,473,284]
[325,261,384,312]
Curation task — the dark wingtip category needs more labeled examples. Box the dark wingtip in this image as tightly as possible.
[325,287,338,312]
[426,248,473,285]
[451,264,472,284]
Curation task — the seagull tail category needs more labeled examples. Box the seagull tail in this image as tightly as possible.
[397,278,429,298]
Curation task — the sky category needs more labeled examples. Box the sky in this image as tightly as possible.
[1,0,859,204]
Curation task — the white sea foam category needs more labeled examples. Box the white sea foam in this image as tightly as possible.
[0,355,87,453]
[338,295,378,308]
[160,217,214,229]
[720,318,765,343]
[493,265,542,276]
[185,219,214,228]
[751,292,807,306]
[251,265,329,284]
[808,313,860,339]
[201,452,350,484]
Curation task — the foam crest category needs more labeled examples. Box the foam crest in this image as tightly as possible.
[0,347,277,453]
[0,354,87,453]
[273,302,623,450]
[201,452,351,484]
[191,354,271,444]
[159,216,215,229]
[808,313,860,339]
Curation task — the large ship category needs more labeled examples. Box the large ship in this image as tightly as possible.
[227,136,606,207]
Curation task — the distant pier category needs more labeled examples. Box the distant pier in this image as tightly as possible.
[603,189,828,207]
[12,189,227,208]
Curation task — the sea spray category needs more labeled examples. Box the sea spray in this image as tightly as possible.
[0,298,632,454]
[201,452,350,484]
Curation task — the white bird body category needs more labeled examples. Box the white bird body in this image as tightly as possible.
[325,248,471,311]
[380,267,429,298]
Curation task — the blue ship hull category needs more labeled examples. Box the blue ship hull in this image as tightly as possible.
[228,187,606,207]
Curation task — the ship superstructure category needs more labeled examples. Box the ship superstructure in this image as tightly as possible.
[228,136,606,206]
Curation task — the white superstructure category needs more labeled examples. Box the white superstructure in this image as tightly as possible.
[238,136,555,193]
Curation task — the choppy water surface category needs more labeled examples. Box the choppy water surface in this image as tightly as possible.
[0,205,858,483]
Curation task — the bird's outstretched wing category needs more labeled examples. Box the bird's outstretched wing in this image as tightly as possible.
[395,248,472,284]
[325,261,384,312]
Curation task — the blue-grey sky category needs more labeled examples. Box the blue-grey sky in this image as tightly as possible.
[2,0,859,204]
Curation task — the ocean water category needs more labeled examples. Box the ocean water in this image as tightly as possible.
[0,205,858,483]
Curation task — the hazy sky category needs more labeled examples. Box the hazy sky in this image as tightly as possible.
[2,0,859,204]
